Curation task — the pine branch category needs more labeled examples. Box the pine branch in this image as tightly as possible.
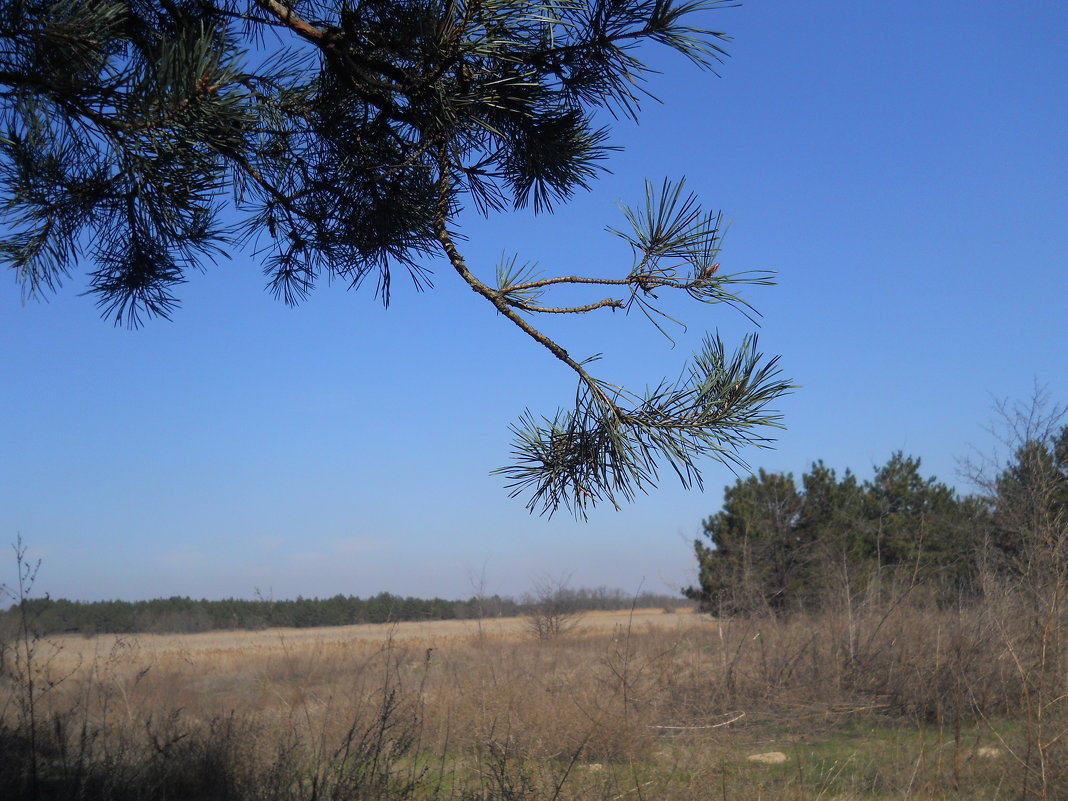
[0,0,792,515]
[498,334,793,518]
[434,166,793,517]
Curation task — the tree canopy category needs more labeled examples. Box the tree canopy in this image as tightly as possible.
[685,453,990,615]
[988,415,1068,576]
[0,0,791,517]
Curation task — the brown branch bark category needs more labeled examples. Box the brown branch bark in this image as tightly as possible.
[510,298,624,314]
[253,0,331,44]
[431,156,620,414]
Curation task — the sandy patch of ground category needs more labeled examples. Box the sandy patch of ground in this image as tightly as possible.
[747,751,788,764]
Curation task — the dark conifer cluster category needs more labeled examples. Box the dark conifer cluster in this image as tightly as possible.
[686,423,1068,614]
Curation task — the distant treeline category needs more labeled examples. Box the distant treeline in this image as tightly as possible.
[1,588,685,636]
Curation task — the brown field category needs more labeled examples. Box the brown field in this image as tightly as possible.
[39,607,696,670]
[3,601,1065,800]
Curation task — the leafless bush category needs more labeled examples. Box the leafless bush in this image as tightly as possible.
[961,387,1068,800]
[523,575,583,640]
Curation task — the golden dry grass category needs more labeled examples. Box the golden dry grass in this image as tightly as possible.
[3,603,1054,800]
[40,607,696,671]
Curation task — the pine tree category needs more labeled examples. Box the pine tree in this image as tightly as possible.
[684,469,804,614]
[1,0,791,516]
[686,454,990,613]
[992,420,1068,572]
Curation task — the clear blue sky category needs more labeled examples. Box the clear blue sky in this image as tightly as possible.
[2,1,1066,603]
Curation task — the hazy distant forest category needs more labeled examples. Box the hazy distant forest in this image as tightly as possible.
[0,586,685,635]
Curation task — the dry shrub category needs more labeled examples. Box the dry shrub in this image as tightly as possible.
[422,627,659,763]
[1,638,432,801]
[4,595,1066,800]
[834,602,1018,723]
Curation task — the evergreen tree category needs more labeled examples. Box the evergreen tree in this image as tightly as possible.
[684,468,804,614]
[864,453,960,570]
[686,453,989,614]
[0,0,791,517]
[795,461,867,605]
[862,452,985,599]
[991,424,1068,575]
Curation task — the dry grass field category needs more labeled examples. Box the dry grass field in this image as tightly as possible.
[36,607,691,671]
[6,599,1064,800]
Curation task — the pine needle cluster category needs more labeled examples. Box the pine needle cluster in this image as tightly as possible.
[1,0,791,516]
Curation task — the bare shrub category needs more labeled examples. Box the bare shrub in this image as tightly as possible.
[523,575,583,640]
[962,387,1068,800]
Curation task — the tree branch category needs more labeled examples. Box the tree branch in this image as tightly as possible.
[252,0,332,44]
[509,297,623,314]
[432,156,619,412]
